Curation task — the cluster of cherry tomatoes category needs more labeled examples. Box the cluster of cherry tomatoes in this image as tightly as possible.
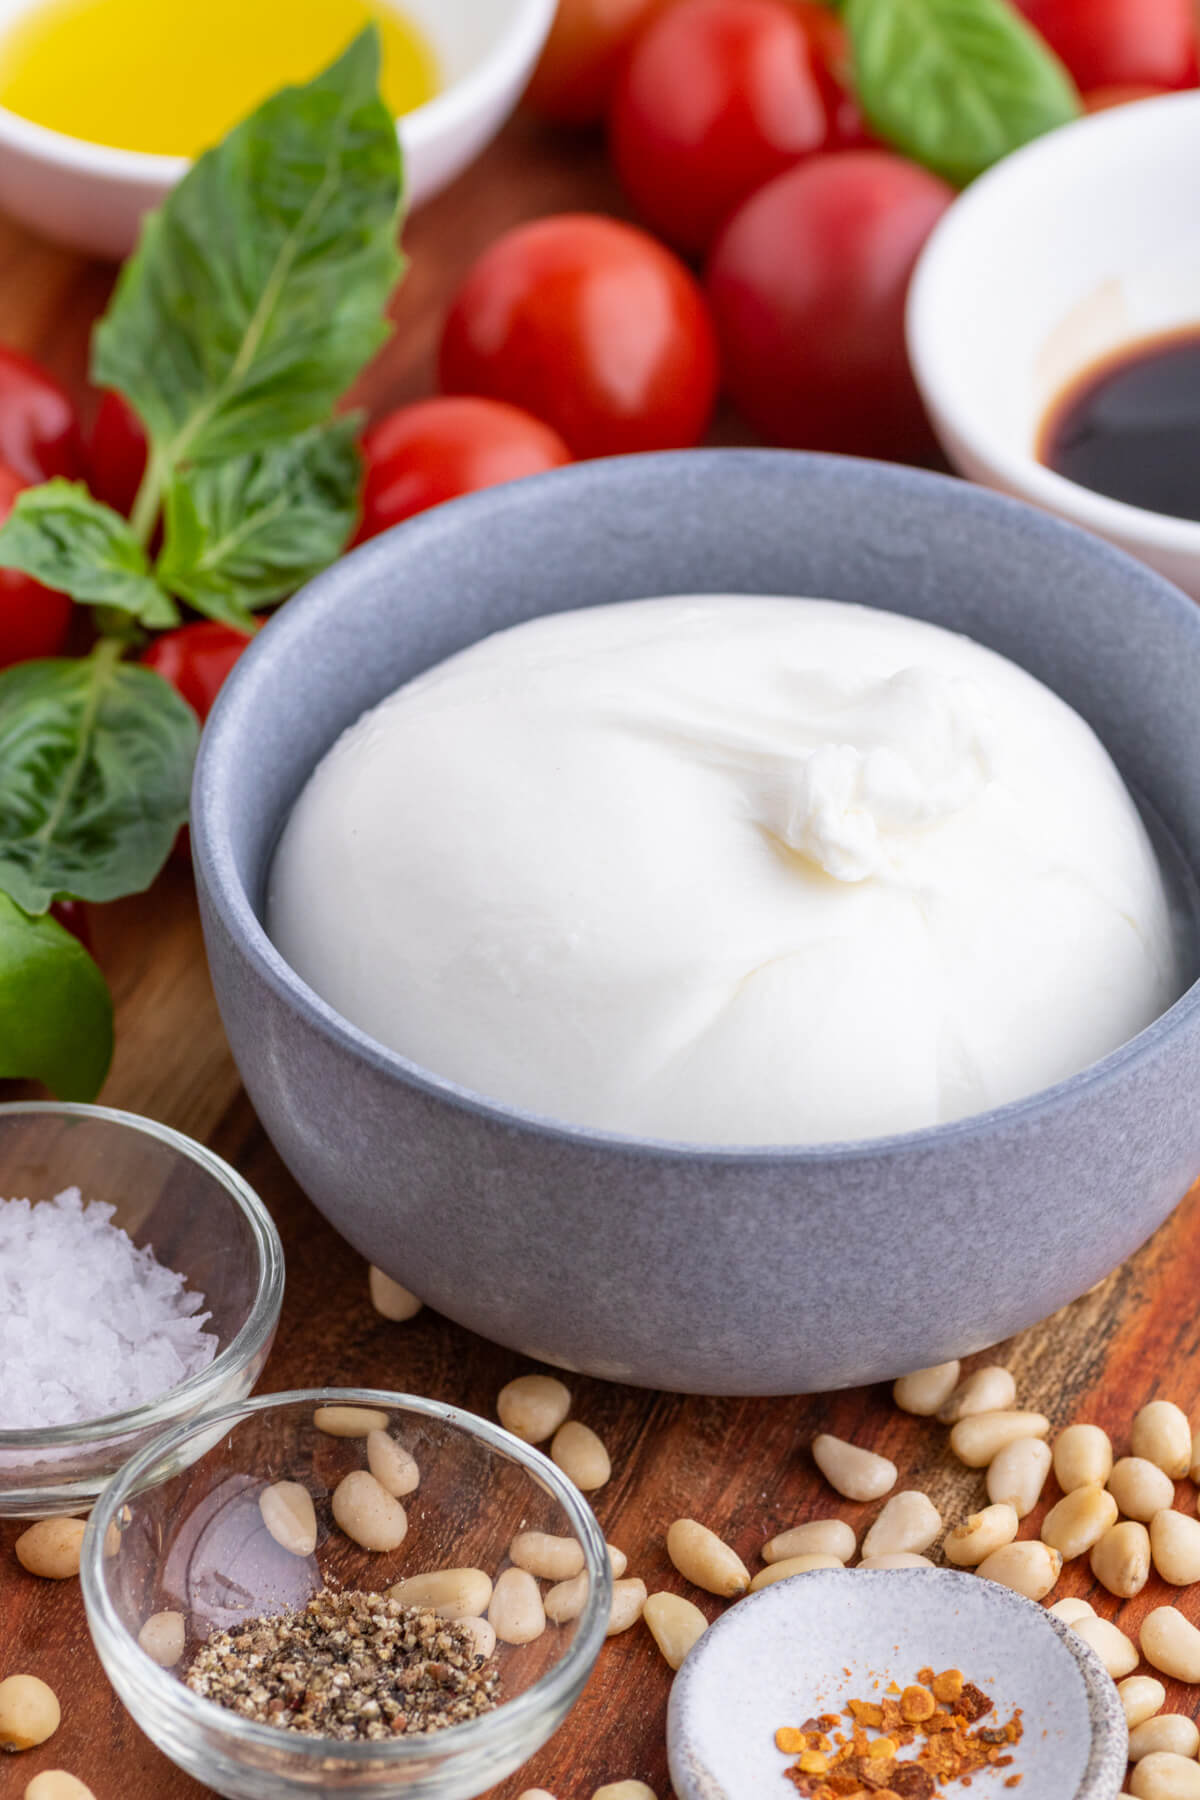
[2,0,1198,719]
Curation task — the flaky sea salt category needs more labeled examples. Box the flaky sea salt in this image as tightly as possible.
[0,1187,219,1430]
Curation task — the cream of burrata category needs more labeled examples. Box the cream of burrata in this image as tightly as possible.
[268,596,1179,1145]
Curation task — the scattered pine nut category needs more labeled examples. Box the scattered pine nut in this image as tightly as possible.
[366,1430,420,1498]
[1150,1509,1200,1586]
[749,1553,842,1590]
[258,1481,317,1558]
[986,1436,1051,1518]
[763,1520,855,1565]
[936,1365,1016,1424]
[1129,1752,1200,1798]
[1118,1676,1167,1729]
[643,1591,707,1669]
[892,1361,960,1416]
[857,1553,934,1569]
[593,1785,656,1800]
[14,1519,87,1580]
[607,1578,647,1636]
[861,1492,941,1560]
[607,1544,628,1578]
[1072,1614,1138,1679]
[516,1791,557,1800]
[949,1411,1049,1469]
[24,1776,96,1800]
[1131,1402,1192,1479]
[666,1520,749,1598]
[1129,1716,1200,1762]
[137,1610,186,1667]
[387,1568,492,1619]
[458,1616,497,1660]
[498,1375,570,1444]
[1090,1519,1151,1597]
[551,1421,611,1491]
[1041,1484,1118,1559]
[975,1540,1061,1600]
[1141,1607,1200,1683]
[1108,1457,1175,1523]
[811,1435,896,1501]
[367,1266,422,1321]
[0,1674,60,1750]
[1047,1597,1095,1624]
[313,1405,388,1437]
[944,1504,1018,1567]
[544,1571,589,1624]
[509,1530,585,1582]
[488,1568,546,1645]
[1052,1423,1113,1493]
[331,1470,407,1551]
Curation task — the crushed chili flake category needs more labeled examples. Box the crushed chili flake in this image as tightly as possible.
[776,1668,1023,1800]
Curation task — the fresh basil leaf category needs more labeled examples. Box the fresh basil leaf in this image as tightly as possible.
[844,0,1080,187]
[0,481,179,627]
[156,419,361,628]
[0,892,113,1100]
[0,650,198,914]
[93,28,404,470]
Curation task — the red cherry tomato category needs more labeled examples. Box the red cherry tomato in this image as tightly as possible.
[141,619,256,723]
[439,214,718,458]
[1083,83,1175,112]
[354,397,572,544]
[524,0,667,124]
[0,347,83,485]
[706,151,953,459]
[88,389,149,517]
[0,462,73,669]
[1013,0,1198,92]
[790,0,874,150]
[610,0,833,256]
[50,900,92,952]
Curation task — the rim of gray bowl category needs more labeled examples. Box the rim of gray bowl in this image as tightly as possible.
[192,447,1200,1163]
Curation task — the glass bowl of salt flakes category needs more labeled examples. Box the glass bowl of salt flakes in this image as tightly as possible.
[0,1101,285,1516]
[81,1388,612,1800]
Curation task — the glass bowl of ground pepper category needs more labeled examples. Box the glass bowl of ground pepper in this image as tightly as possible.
[80,1388,613,1799]
[0,1101,285,1517]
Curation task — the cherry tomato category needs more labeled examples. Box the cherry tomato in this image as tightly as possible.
[439,214,718,458]
[141,619,256,722]
[610,0,832,256]
[706,151,953,459]
[88,389,149,517]
[0,462,73,669]
[1013,0,1198,93]
[524,0,666,124]
[354,398,572,544]
[791,0,874,150]
[1083,83,1175,112]
[0,347,83,485]
[50,900,93,952]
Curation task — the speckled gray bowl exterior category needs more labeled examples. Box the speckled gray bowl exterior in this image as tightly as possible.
[191,450,1200,1394]
[667,1567,1128,1800]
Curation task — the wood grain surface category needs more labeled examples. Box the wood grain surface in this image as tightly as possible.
[2,108,1200,1800]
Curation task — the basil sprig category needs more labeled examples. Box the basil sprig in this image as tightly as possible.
[0,28,405,1097]
[844,0,1080,187]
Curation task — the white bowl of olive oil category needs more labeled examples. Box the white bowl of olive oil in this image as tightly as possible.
[0,0,554,258]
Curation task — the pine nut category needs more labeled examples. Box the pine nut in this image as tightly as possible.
[593,1786,656,1800]
[861,1492,941,1560]
[607,1578,647,1636]
[331,1470,407,1551]
[544,1572,589,1624]
[488,1568,545,1645]
[517,1792,556,1800]
[1150,1509,1200,1586]
[387,1569,493,1620]
[643,1591,708,1669]
[763,1520,856,1565]
[1130,1718,1200,1762]
[1041,1484,1118,1559]
[944,1504,1019,1567]
[950,1412,1049,1468]
[1132,1402,1193,1479]
[367,1266,422,1321]
[137,1610,186,1667]
[607,1544,628,1578]
[1053,1424,1113,1493]
[937,1365,1016,1424]
[666,1520,749,1598]
[459,1616,497,1660]
[1047,1597,1095,1624]
[366,1431,420,1498]
[1130,1753,1200,1799]
[551,1421,611,1490]
[1091,1520,1151,1597]
[1118,1677,1167,1729]
[498,1375,571,1444]
[0,1675,60,1750]
[986,1436,1051,1518]
[749,1553,843,1590]
[313,1405,388,1437]
[857,1553,935,1569]
[14,1518,87,1580]
[1142,1607,1200,1682]
[975,1541,1061,1600]
[24,1776,96,1800]
[509,1531,585,1582]
[812,1435,896,1501]
[258,1481,317,1558]
[893,1361,961,1416]
[1108,1458,1175,1522]
[1073,1615,1138,1678]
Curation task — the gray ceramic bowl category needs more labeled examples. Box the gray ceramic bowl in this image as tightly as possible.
[191,450,1200,1395]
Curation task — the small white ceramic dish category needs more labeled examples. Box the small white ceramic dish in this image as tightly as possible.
[667,1568,1127,1800]
[908,90,1200,600]
[0,0,555,258]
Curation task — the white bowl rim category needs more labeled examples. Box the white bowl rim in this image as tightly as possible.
[0,0,556,185]
[0,1099,285,1450]
[80,1385,613,1771]
[192,448,1200,1166]
[907,87,1200,557]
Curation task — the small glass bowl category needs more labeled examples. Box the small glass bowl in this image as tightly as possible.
[0,1101,284,1516]
[81,1389,612,1800]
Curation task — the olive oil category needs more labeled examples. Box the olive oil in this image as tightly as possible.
[0,0,438,158]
